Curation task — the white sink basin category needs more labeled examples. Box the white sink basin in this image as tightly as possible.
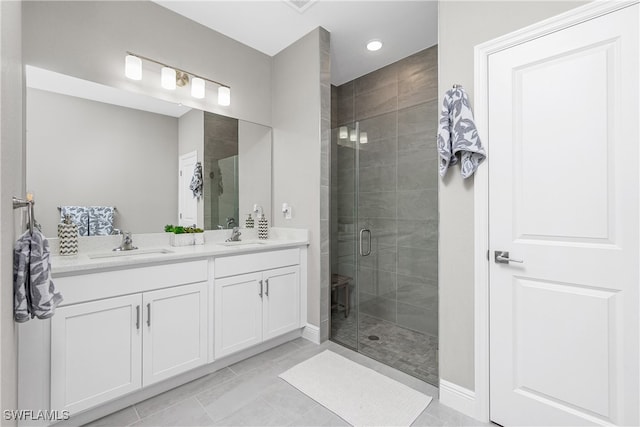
[219,240,268,247]
[87,248,174,259]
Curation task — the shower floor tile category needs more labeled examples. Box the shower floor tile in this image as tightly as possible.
[330,310,438,386]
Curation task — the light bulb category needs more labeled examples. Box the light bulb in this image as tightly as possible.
[218,86,231,106]
[125,55,142,80]
[161,67,176,90]
[339,126,348,139]
[191,77,205,99]
[366,39,383,52]
[349,130,357,142]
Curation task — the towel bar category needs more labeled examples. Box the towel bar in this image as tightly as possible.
[57,205,117,211]
[13,196,35,234]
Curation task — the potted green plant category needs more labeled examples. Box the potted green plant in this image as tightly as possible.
[165,224,204,246]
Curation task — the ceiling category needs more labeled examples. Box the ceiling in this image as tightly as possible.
[153,1,438,86]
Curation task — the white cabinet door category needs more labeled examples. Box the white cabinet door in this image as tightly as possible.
[51,294,142,414]
[214,272,263,358]
[263,266,300,341]
[142,282,207,386]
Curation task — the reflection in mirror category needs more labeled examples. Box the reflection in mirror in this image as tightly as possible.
[204,112,238,230]
[26,66,271,237]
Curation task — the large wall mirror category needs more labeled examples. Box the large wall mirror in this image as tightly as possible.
[26,66,272,237]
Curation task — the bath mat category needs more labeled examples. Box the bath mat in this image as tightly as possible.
[279,350,432,426]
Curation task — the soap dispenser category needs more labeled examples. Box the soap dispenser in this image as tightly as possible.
[58,214,78,256]
[245,213,254,228]
[257,213,268,240]
[253,204,268,240]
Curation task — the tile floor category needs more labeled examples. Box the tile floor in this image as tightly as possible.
[331,312,439,386]
[84,339,488,427]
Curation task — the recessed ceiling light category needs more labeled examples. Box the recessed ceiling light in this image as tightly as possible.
[366,39,383,52]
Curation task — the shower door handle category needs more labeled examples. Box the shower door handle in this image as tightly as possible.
[359,228,371,256]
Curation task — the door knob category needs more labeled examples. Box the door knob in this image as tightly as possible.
[494,251,524,264]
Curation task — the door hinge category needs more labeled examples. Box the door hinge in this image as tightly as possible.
[179,213,182,219]
[487,249,489,261]
[179,171,182,176]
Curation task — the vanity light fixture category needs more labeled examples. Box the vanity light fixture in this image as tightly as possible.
[191,77,205,99]
[161,67,177,90]
[124,52,232,106]
[218,86,231,106]
[349,129,357,142]
[124,55,142,80]
[339,126,348,139]
[359,132,368,144]
[366,39,383,52]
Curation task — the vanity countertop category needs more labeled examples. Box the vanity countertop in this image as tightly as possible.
[50,228,309,276]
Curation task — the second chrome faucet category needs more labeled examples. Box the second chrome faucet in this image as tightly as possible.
[113,231,138,251]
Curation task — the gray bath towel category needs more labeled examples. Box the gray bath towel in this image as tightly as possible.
[190,161,203,199]
[14,229,63,322]
[437,86,486,178]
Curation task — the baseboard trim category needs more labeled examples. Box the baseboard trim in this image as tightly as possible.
[439,379,476,419]
[302,323,321,344]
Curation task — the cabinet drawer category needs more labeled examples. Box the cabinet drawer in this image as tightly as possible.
[214,248,300,278]
[56,260,208,306]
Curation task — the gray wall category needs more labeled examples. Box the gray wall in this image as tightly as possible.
[0,0,22,419]
[22,1,272,126]
[438,0,589,391]
[272,28,326,331]
[333,46,438,344]
[27,88,179,236]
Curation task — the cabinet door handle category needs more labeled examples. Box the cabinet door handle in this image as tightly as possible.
[136,305,140,330]
[265,278,269,296]
[146,303,151,327]
[259,280,263,298]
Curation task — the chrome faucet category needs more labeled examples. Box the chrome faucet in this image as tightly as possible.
[113,231,138,251]
[225,227,242,242]
[225,217,236,229]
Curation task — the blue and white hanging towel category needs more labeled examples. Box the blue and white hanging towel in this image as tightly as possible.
[14,229,63,322]
[190,162,203,199]
[88,206,115,236]
[437,86,486,178]
[60,206,89,237]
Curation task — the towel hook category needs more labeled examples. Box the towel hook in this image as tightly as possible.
[453,84,463,89]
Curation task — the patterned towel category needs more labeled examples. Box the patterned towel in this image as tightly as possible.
[60,206,89,236]
[14,229,63,322]
[437,86,486,178]
[190,161,203,199]
[89,206,115,236]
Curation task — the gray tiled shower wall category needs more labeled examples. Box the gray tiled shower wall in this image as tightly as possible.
[331,46,438,337]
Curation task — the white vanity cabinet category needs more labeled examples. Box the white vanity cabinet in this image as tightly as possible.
[214,249,301,358]
[50,294,142,414]
[48,261,208,414]
[142,283,207,385]
[19,241,308,426]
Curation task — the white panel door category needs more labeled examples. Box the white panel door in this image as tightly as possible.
[179,150,198,226]
[214,272,263,358]
[142,282,207,386]
[263,266,300,341]
[488,4,638,426]
[50,294,142,413]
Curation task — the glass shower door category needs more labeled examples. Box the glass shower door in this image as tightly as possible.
[330,122,360,349]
